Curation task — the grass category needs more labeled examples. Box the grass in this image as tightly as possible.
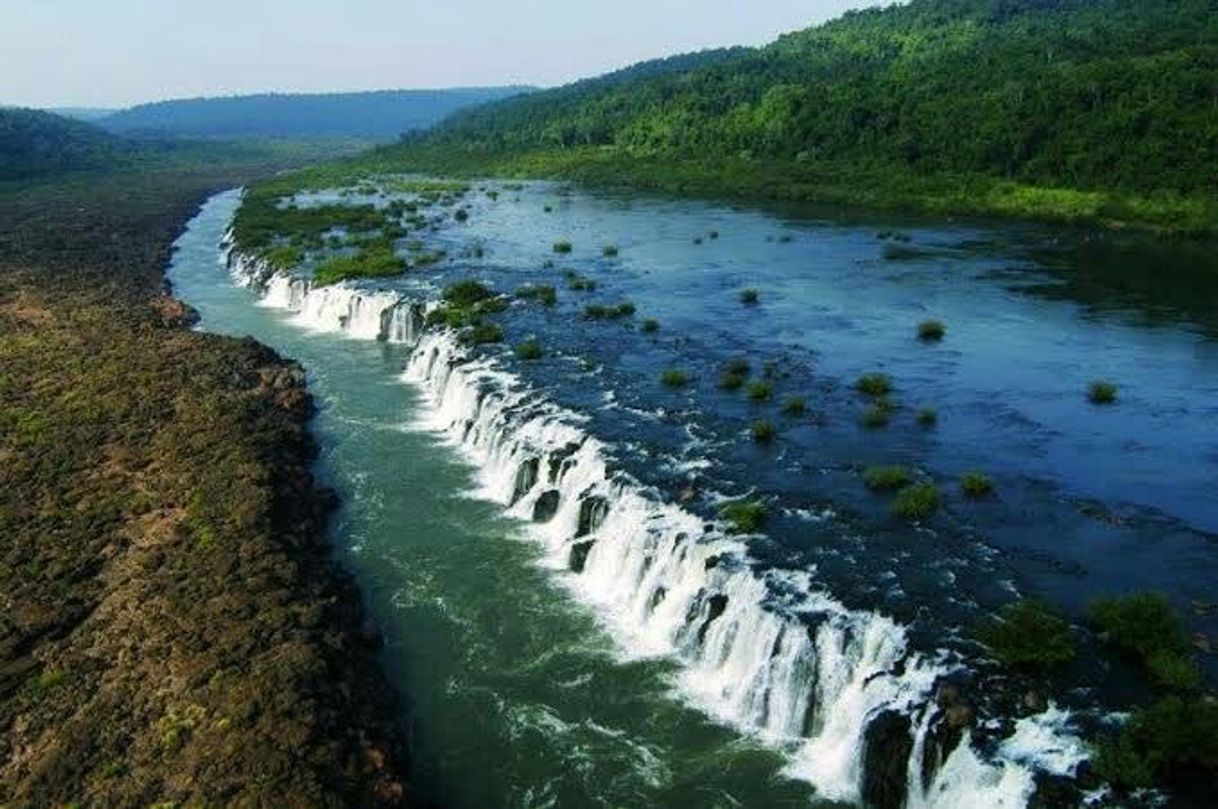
[740,288,760,305]
[863,465,915,491]
[746,379,774,402]
[978,600,1076,671]
[917,319,946,342]
[782,396,807,416]
[856,373,893,398]
[751,419,777,444]
[640,318,660,333]
[515,339,544,361]
[661,368,691,387]
[960,471,995,499]
[1089,380,1119,404]
[719,500,767,534]
[917,407,939,428]
[891,483,941,520]
[553,240,573,254]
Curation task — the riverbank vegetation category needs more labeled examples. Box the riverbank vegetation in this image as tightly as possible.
[360,0,1218,237]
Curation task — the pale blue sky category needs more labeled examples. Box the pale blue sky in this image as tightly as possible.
[1,1,885,108]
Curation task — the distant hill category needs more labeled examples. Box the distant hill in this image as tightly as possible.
[422,0,1218,199]
[0,109,121,181]
[100,88,534,141]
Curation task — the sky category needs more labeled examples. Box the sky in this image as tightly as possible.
[1,0,885,109]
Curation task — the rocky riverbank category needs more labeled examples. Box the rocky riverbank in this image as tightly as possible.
[0,162,413,806]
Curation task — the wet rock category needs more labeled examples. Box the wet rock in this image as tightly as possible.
[1023,690,1048,713]
[649,587,667,612]
[576,496,609,538]
[921,683,975,788]
[569,540,596,573]
[511,458,539,506]
[862,710,914,809]
[697,594,729,643]
[532,490,560,523]
[704,555,721,571]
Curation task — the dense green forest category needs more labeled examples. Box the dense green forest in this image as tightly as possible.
[0,109,122,180]
[100,87,533,141]
[386,0,1218,233]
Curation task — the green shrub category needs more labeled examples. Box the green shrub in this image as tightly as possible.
[1089,380,1118,404]
[640,318,660,333]
[661,368,691,387]
[1147,649,1203,692]
[716,358,752,390]
[312,244,406,286]
[584,301,635,320]
[719,500,767,534]
[709,230,720,240]
[746,380,774,401]
[862,405,892,429]
[960,471,995,498]
[751,419,777,443]
[863,465,914,491]
[1094,696,1218,792]
[782,396,807,416]
[462,322,503,345]
[1089,592,1189,663]
[553,240,573,254]
[917,407,939,427]
[515,339,544,361]
[516,284,557,307]
[543,204,553,213]
[978,600,1076,671]
[917,319,946,341]
[857,373,893,397]
[602,244,619,257]
[444,279,495,307]
[892,483,940,520]
[454,208,469,222]
[740,288,760,305]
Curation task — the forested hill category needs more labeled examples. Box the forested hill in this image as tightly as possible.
[420,0,1218,201]
[100,87,533,141]
[0,109,121,180]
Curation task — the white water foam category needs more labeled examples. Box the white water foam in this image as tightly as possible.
[225,235,1091,808]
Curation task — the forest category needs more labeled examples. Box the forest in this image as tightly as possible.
[385,0,1218,233]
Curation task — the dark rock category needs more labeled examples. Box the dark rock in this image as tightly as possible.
[862,710,914,809]
[576,496,609,538]
[569,540,596,573]
[697,594,729,643]
[511,458,539,506]
[533,490,560,523]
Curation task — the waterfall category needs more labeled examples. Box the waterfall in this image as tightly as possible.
[224,234,1091,808]
[400,330,1087,808]
[224,244,424,345]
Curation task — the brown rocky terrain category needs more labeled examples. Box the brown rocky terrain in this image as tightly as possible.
[0,159,412,806]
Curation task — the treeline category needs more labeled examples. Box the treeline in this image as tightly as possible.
[421,0,1218,199]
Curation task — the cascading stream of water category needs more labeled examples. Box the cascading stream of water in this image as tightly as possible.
[221,236,1091,809]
